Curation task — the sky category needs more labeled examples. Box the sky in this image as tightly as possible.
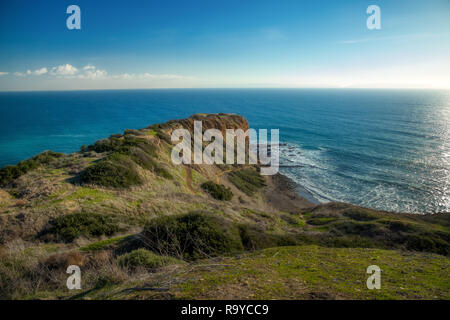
[0,0,449,91]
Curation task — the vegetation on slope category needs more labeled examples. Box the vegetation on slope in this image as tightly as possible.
[201,181,233,200]
[118,248,181,270]
[0,114,449,300]
[228,168,266,195]
[46,212,120,242]
[80,134,172,188]
[0,151,64,186]
[301,203,450,256]
[80,153,143,188]
[173,246,450,300]
[142,211,243,259]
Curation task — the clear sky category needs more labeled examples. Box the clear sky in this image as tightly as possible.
[0,0,449,91]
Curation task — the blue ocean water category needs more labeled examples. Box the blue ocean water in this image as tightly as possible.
[0,89,449,214]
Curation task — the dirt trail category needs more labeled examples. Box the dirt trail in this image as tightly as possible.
[216,169,233,184]
[184,167,196,193]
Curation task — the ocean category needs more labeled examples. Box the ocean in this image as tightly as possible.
[0,89,449,214]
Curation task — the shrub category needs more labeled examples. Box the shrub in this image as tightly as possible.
[379,220,417,232]
[154,165,173,179]
[404,234,450,256]
[343,208,378,221]
[87,135,156,155]
[48,212,120,242]
[118,249,180,270]
[228,168,266,196]
[238,224,301,250]
[80,153,142,188]
[142,211,243,259]
[201,181,233,200]
[0,151,64,186]
[330,221,386,238]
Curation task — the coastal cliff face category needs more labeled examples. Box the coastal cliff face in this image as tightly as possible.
[165,113,250,135]
[0,114,449,300]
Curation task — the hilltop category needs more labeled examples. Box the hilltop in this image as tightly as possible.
[0,113,449,300]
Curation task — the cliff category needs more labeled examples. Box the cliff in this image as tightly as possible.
[0,113,449,300]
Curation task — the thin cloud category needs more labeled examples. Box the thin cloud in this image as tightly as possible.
[0,72,8,76]
[78,67,108,80]
[338,33,448,45]
[83,64,96,71]
[9,64,194,83]
[35,67,48,75]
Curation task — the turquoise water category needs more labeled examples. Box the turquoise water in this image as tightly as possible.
[0,89,449,213]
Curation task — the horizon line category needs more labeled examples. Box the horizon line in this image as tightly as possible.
[1,87,449,93]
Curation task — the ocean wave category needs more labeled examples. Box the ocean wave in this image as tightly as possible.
[277,141,450,214]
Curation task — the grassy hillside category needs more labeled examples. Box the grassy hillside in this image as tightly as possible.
[0,114,449,300]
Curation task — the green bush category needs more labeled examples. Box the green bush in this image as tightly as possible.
[80,153,142,188]
[142,211,243,259]
[201,181,233,200]
[87,135,156,156]
[342,208,378,221]
[48,212,119,242]
[404,234,450,256]
[330,221,386,238]
[228,168,266,196]
[118,249,180,270]
[154,165,173,179]
[0,151,64,186]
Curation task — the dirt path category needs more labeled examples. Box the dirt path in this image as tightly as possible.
[215,169,233,184]
[184,167,196,193]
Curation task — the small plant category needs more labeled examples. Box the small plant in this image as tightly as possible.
[201,181,233,201]
[47,212,120,242]
[118,249,180,270]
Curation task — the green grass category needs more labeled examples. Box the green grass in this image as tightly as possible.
[228,168,266,196]
[307,217,338,226]
[175,245,450,300]
[66,187,115,203]
[79,236,127,252]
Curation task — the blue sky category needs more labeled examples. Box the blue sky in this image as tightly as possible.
[0,0,449,90]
